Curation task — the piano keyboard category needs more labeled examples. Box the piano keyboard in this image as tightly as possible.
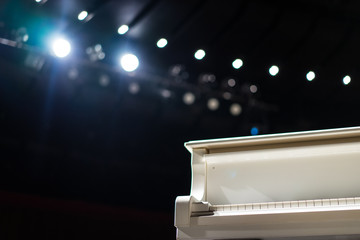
[210,197,360,212]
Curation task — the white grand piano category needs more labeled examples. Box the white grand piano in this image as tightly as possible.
[175,127,360,239]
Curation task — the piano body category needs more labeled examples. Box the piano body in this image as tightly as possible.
[175,127,360,239]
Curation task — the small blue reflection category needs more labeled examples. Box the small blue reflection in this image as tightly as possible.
[251,127,259,135]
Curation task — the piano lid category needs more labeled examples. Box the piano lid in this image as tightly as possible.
[184,126,360,153]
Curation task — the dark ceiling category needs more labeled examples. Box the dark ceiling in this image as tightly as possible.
[1,0,360,238]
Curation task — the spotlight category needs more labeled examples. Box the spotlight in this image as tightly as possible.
[157,38,168,48]
[232,58,243,69]
[269,65,279,76]
[183,92,195,105]
[194,49,205,60]
[118,25,129,35]
[78,11,88,21]
[230,103,242,116]
[51,37,71,58]
[306,71,315,81]
[343,75,351,85]
[120,54,139,72]
[207,98,219,111]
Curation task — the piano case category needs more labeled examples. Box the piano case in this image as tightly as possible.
[175,127,360,239]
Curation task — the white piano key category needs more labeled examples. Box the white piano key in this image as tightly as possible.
[346,197,355,205]
[314,199,322,207]
[306,200,315,207]
[283,201,291,208]
[322,199,331,207]
[298,200,307,208]
[252,203,261,210]
[338,198,347,206]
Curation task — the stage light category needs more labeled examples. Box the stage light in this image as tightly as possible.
[207,98,219,111]
[51,37,71,58]
[251,127,259,135]
[78,11,88,21]
[306,71,315,81]
[194,49,205,60]
[232,58,243,69]
[35,0,47,4]
[227,78,236,87]
[343,75,351,85]
[230,103,242,116]
[250,85,258,93]
[118,25,129,35]
[128,82,140,94]
[183,92,195,105]
[269,65,279,76]
[120,54,139,72]
[157,38,168,48]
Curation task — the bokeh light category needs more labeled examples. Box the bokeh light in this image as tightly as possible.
[194,49,205,60]
[51,37,71,58]
[120,54,139,72]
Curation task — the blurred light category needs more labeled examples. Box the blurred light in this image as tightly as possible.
[227,78,236,87]
[194,49,205,60]
[23,34,29,42]
[161,89,171,98]
[230,103,242,116]
[157,38,168,48]
[199,73,216,84]
[78,11,88,21]
[68,67,78,80]
[128,82,140,94]
[86,44,105,61]
[269,65,279,76]
[35,0,47,4]
[15,28,29,43]
[250,85,258,93]
[169,64,183,76]
[120,54,139,72]
[25,53,45,71]
[251,127,259,135]
[51,37,71,58]
[207,98,219,111]
[232,59,243,69]
[99,74,110,87]
[118,25,129,35]
[94,44,101,52]
[343,75,351,85]
[306,71,315,81]
[183,92,195,105]
[223,92,232,100]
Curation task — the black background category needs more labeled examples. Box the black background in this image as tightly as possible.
[1,0,360,239]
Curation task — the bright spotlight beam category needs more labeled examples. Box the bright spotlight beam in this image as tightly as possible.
[120,54,139,72]
[51,37,71,58]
